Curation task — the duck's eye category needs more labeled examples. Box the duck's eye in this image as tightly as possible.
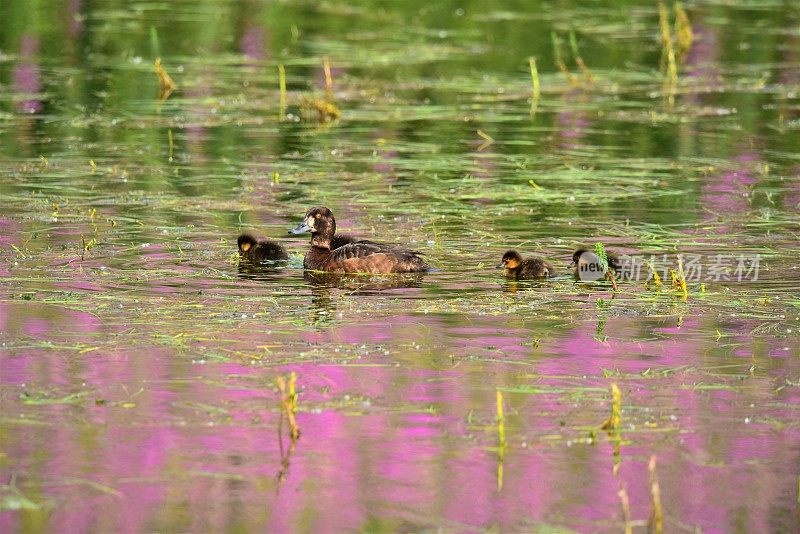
[315,213,322,219]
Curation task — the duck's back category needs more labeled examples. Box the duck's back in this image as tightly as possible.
[330,234,372,250]
[515,258,557,279]
[305,241,427,273]
[248,241,288,262]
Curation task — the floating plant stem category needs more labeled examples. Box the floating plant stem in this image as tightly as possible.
[658,2,673,71]
[80,235,95,262]
[276,430,295,489]
[658,1,677,105]
[612,439,621,476]
[10,244,27,259]
[648,258,663,289]
[154,58,176,101]
[648,455,664,534]
[664,48,677,105]
[601,382,622,431]
[288,372,297,411]
[323,54,333,99]
[276,403,298,491]
[677,257,688,301]
[594,314,608,343]
[496,390,506,446]
[569,32,594,83]
[670,263,688,302]
[476,129,494,151]
[618,483,632,534]
[301,97,340,122]
[595,243,609,273]
[529,57,540,117]
[496,389,507,491]
[551,32,579,87]
[595,242,618,291]
[276,373,300,440]
[674,3,694,61]
[278,64,287,121]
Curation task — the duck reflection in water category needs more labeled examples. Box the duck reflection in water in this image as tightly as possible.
[304,270,426,326]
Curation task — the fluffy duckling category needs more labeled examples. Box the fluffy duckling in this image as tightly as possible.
[237,233,289,262]
[289,206,428,274]
[498,250,557,279]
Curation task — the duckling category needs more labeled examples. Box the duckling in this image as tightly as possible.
[571,248,621,280]
[498,250,557,279]
[237,233,289,262]
[289,206,428,274]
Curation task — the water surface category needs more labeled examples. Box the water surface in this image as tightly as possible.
[2,0,800,532]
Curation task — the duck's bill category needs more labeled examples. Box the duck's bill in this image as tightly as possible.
[289,221,312,235]
[495,262,505,269]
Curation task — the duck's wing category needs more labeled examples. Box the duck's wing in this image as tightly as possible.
[331,234,358,249]
[518,258,554,278]
[329,241,392,260]
[329,242,427,272]
[331,234,382,248]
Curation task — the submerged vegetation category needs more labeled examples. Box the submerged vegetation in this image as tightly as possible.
[1,0,799,532]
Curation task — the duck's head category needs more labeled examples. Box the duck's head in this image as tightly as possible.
[571,248,589,266]
[238,233,259,253]
[498,250,522,269]
[289,206,336,238]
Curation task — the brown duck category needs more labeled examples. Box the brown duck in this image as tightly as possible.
[289,206,428,274]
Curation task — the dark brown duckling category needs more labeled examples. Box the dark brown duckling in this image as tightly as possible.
[571,248,621,280]
[237,233,289,262]
[289,206,428,274]
[498,250,557,279]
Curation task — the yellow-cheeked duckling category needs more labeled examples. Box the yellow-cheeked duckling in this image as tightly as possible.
[498,250,557,279]
[237,233,289,262]
[289,206,428,274]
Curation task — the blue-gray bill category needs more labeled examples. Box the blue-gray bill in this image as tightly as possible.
[289,222,312,235]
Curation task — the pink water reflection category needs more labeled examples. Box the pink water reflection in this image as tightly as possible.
[13,36,43,114]
[2,299,798,532]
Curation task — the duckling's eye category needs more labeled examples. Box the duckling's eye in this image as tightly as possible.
[315,213,321,219]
